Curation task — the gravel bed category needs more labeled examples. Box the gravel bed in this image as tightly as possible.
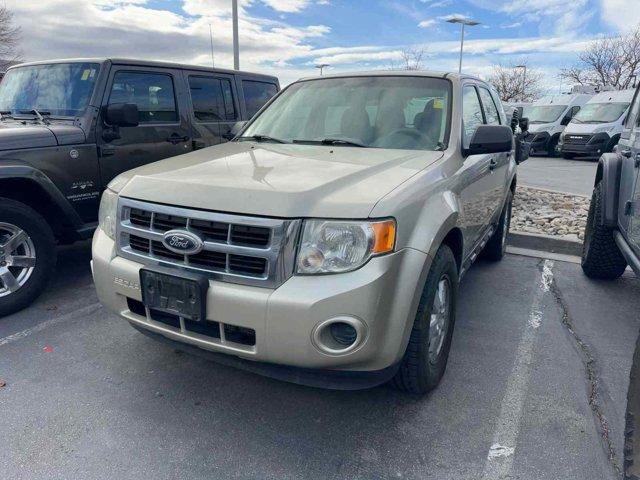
[512,186,590,242]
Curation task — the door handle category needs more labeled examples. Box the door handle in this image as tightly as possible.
[489,158,498,171]
[166,134,190,145]
[99,145,116,157]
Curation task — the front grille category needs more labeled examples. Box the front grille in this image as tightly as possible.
[117,198,300,288]
[563,134,591,145]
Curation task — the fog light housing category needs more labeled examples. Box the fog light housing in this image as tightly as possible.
[330,322,357,346]
[311,316,367,356]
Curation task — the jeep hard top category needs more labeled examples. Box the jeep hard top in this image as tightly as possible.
[92,71,522,393]
[0,58,279,315]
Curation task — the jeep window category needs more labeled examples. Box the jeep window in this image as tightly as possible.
[242,76,451,151]
[572,102,630,124]
[0,62,99,117]
[478,87,501,125]
[462,86,485,148]
[527,105,568,124]
[189,76,237,122]
[242,80,278,118]
[108,72,178,123]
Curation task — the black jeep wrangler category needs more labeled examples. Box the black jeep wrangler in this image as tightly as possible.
[581,84,640,279]
[0,58,279,316]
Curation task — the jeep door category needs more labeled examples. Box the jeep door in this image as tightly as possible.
[458,84,504,254]
[622,86,640,254]
[97,66,192,185]
[184,72,240,150]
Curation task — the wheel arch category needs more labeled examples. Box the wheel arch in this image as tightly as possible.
[0,167,84,241]
[594,153,623,227]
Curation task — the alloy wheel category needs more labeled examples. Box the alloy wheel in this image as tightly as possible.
[428,275,451,364]
[0,223,37,298]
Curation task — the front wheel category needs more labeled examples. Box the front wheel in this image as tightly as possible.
[581,182,627,279]
[0,198,56,317]
[392,244,458,394]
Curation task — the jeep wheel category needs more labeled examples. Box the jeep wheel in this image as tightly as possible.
[482,190,513,261]
[0,198,56,317]
[581,182,627,279]
[392,244,458,394]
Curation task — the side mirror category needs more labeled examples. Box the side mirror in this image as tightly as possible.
[560,115,571,126]
[519,117,529,133]
[104,103,139,127]
[464,125,514,156]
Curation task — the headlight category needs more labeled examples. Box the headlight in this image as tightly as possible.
[98,188,118,240]
[296,219,396,274]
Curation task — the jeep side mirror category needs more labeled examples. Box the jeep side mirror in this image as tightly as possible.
[464,125,514,157]
[104,103,139,127]
[519,117,529,133]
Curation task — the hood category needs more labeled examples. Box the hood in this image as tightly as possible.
[0,121,86,151]
[116,142,443,218]
[563,122,607,135]
[527,123,554,134]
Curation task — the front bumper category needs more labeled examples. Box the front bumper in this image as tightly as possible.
[525,131,551,155]
[92,228,429,380]
[560,133,610,157]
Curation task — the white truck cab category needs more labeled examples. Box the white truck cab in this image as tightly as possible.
[525,88,594,156]
[559,89,634,159]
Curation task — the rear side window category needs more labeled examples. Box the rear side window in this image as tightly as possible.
[478,87,501,125]
[242,80,278,118]
[189,76,237,122]
[462,86,485,148]
[108,71,177,123]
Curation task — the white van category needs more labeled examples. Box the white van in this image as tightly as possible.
[559,89,635,159]
[525,92,593,156]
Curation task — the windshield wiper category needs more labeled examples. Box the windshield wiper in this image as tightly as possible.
[236,134,289,144]
[293,138,368,148]
[18,109,51,124]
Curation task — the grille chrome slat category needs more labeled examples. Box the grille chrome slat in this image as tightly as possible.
[117,198,301,288]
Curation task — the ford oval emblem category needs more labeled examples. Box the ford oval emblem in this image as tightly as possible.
[162,230,204,255]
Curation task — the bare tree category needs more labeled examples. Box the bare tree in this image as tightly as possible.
[389,48,426,71]
[486,62,543,102]
[0,6,21,71]
[560,25,640,90]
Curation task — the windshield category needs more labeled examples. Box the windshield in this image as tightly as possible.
[572,102,629,124]
[0,62,99,117]
[527,104,568,124]
[242,76,451,151]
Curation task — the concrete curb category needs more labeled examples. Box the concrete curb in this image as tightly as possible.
[508,231,583,257]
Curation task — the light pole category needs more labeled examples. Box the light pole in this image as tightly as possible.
[315,64,329,76]
[446,17,480,74]
[515,64,527,101]
[208,23,215,68]
[232,0,239,70]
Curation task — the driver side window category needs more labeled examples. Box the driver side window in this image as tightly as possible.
[462,86,485,148]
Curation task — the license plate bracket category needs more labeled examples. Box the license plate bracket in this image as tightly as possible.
[140,267,209,322]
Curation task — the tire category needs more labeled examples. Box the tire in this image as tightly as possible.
[581,182,627,279]
[0,198,56,317]
[547,136,559,157]
[482,190,513,261]
[392,244,458,394]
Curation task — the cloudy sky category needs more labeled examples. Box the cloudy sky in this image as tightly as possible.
[4,0,640,89]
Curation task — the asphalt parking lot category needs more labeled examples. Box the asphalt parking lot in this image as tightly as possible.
[519,155,598,196]
[1,241,639,479]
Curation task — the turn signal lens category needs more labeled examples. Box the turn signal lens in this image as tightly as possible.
[371,220,396,254]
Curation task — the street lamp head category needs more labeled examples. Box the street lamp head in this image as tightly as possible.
[446,17,480,26]
[514,65,527,69]
[315,64,329,69]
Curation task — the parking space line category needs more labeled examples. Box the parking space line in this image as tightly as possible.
[0,303,102,347]
[481,259,554,480]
